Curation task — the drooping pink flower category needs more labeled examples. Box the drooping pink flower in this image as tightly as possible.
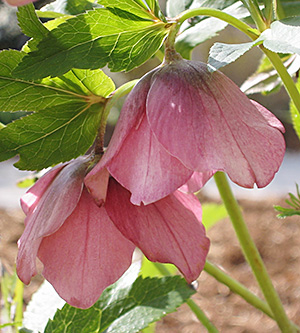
[18,156,210,309]
[87,60,285,205]
[4,0,37,6]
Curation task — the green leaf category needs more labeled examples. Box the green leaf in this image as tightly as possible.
[44,265,194,333]
[202,203,228,230]
[0,50,114,112]
[174,1,246,59]
[260,17,300,55]
[0,50,80,112]
[13,7,168,80]
[0,49,115,170]
[0,102,103,170]
[39,0,99,16]
[281,0,300,18]
[274,206,300,218]
[274,184,300,218]
[241,54,300,95]
[208,38,262,70]
[17,3,48,39]
[99,0,154,20]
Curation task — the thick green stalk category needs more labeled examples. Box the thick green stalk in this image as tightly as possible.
[214,172,296,332]
[176,8,259,40]
[262,47,300,139]
[153,263,218,332]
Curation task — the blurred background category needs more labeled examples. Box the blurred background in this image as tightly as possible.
[0,1,299,332]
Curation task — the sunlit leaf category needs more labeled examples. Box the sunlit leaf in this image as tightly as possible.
[13,3,169,80]
[44,263,194,333]
[261,17,300,55]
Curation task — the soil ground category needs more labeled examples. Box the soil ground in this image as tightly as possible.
[0,197,299,332]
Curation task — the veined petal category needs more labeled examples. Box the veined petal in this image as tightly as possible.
[38,188,135,309]
[179,171,215,193]
[20,164,65,217]
[106,114,193,205]
[86,70,154,183]
[17,157,88,284]
[147,60,285,188]
[106,179,210,283]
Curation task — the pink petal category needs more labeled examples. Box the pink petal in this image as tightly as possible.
[20,164,65,217]
[38,188,135,309]
[147,60,285,188]
[179,171,215,193]
[105,114,193,205]
[86,70,154,182]
[4,0,37,6]
[105,179,210,283]
[85,69,193,205]
[84,167,109,206]
[17,158,88,284]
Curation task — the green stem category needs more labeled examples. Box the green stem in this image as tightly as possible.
[205,261,299,330]
[263,0,274,26]
[273,0,285,20]
[262,47,300,137]
[214,172,296,332]
[243,0,266,31]
[186,299,219,333]
[13,277,24,330]
[153,263,218,332]
[204,261,273,318]
[176,8,259,41]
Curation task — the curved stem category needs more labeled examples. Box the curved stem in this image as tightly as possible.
[176,8,260,40]
[204,261,300,331]
[204,261,273,318]
[153,262,218,332]
[213,172,296,332]
[186,299,219,333]
[261,47,300,137]
[243,0,266,31]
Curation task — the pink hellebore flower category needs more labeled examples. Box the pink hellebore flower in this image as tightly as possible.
[17,156,210,309]
[4,0,37,6]
[87,60,285,205]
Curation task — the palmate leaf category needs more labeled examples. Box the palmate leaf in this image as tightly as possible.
[0,49,115,170]
[44,266,195,333]
[13,1,169,80]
